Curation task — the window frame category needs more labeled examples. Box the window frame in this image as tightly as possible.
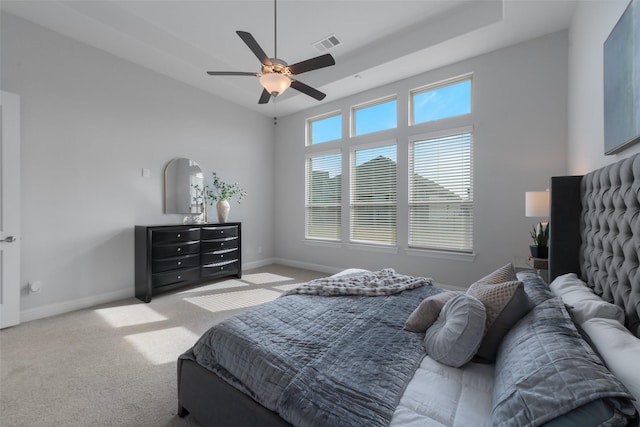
[351,95,398,138]
[408,127,474,253]
[409,74,473,126]
[349,139,398,246]
[306,110,342,146]
[304,149,343,242]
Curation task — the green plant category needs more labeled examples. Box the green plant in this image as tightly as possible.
[205,172,247,204]
[529,222,549,248]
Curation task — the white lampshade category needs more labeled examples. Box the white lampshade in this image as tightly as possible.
[525,190,550,217]
[259,73,291,96]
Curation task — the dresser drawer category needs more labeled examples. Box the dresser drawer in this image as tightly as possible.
[201,226,238,240]
[201,261,239,278]
[152,266,200,288]
[152,241,200,259]
[201,249,238,265]
[152,254,200,273]
[201,238,238,253]
[152,228,200,244]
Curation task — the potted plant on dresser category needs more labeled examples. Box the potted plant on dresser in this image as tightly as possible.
[529,222,549,259]
[205,172,247,223]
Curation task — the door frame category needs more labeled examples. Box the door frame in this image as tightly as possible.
[1,91,21,329]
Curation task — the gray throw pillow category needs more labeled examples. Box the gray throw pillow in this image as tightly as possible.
[467,280,530,363]
[404,290,462,333]
[424,293,486,368]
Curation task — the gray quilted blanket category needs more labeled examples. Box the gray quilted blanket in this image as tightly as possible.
[184,273,438,427]
[285,268,431,296]
[492,297,637,426]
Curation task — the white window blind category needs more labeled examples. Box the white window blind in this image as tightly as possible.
[409,132,473,252]
[306,153,342,240]
[351,144,397,245]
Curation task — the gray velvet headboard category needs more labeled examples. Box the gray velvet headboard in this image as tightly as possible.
[549,153,640,337]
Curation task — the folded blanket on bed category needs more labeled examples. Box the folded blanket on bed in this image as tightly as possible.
[492,297,638,426]
[284,268,432,296]
[184,271,438,427]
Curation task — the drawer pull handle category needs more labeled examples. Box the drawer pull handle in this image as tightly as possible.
[177,233,181,238]
[177,275,182,279]
[177,261,182,265]
[177,248,181,252]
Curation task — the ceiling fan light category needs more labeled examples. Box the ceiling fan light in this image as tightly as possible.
[260,73,291,96]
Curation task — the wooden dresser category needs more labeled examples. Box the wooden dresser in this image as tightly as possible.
[135,223,241,302]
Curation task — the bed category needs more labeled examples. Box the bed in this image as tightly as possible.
[177,153,640,427]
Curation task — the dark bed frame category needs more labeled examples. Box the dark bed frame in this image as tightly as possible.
[177,153,640,426]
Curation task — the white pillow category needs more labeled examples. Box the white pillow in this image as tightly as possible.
[549,273,590,296]
[549,273,625,325]
[581,318,640,412]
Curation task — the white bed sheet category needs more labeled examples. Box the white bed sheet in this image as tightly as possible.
[390,356,494,427]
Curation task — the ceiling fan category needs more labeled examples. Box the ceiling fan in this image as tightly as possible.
[206,0,336,104]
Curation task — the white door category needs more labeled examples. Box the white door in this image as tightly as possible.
[0,91,21,329]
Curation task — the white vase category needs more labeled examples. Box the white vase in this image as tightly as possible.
[216,199,230,223]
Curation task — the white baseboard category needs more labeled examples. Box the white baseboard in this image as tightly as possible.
[242,258,276,270]
[20,288,134,324]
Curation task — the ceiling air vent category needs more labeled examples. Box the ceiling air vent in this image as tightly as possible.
[313,34,341,53]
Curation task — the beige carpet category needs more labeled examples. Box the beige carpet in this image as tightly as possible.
[0,264,326,427]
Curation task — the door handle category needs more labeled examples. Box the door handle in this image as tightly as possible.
[1,236,16,243]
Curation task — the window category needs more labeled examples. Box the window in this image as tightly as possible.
[307,112,341,145]
[411,77,471,125]
[306,152,342,240]
[352,97,397,136]
[351,143,397,245]
[409,131,473,252]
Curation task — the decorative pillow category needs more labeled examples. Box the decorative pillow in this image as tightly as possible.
[467,266,530,363]
[493,297,637,426]
[550,273,625,325]
[581,318,640,412]
[516,270,553,307]
[404,290,462,332]
[424,294,486,368]
[476,263,516,284]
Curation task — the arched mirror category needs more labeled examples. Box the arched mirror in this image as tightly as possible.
[164,158,204,214]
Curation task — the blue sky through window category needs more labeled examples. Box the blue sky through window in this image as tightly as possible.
[310,114,341,144]
[413,79,471,124]
[354,99,397,136]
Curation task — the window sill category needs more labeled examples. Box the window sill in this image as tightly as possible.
[405,247,476,262]
[347,243,398,254]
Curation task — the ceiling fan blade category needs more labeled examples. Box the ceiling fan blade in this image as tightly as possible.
[236,31,272,66]
[258,89,272,104]
[206,71,259,76]
[288,54,335,75]
[290,80,326,101]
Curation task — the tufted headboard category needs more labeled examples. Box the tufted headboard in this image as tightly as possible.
[549,154,640,337]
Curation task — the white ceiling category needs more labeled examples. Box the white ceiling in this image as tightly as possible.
[1,0,577,117]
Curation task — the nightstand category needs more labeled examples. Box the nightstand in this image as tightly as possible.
[513,256,549,283]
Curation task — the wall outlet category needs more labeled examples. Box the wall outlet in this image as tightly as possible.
[28,281,42,294]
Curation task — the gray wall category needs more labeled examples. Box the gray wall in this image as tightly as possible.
[1,13,275,321]
[274,31,569,288]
